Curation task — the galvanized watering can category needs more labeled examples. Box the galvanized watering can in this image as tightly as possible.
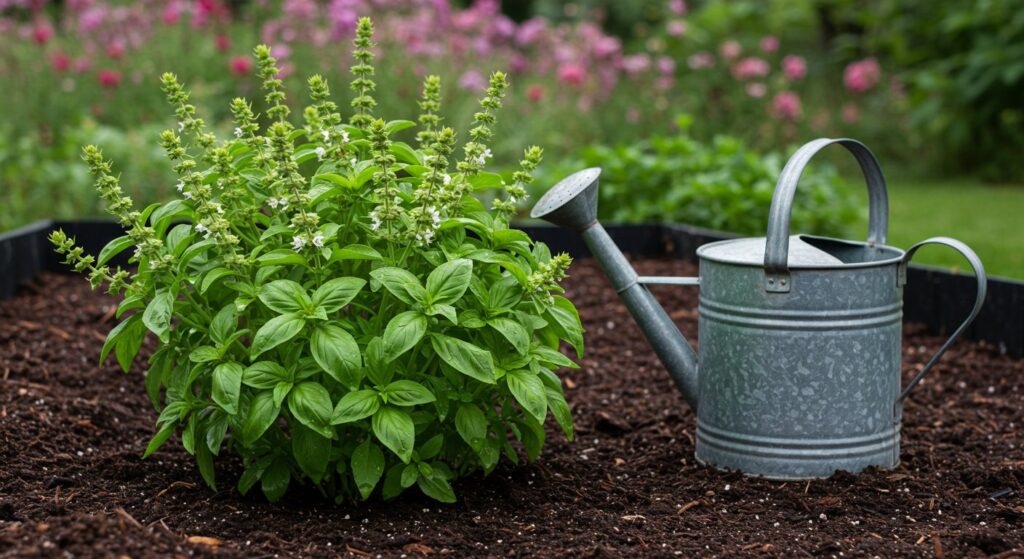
[531,138,987,479]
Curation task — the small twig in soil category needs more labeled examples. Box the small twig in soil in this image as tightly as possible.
[933,532,944,559]
[677,500,702,514]
[153,481,196,501]
[346,545,371,556]
[114,507,143,529]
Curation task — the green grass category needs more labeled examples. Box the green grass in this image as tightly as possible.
[852,178,1024,280]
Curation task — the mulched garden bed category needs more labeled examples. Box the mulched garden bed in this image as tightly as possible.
[1,258,1022,558]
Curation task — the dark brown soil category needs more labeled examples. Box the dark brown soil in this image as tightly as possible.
[1,259,1022,558]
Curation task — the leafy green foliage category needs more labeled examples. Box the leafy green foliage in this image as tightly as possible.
[535,115,861,237]
[50,19,580,505]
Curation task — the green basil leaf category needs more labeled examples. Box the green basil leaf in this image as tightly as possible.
[506,370,548,424]
[330,389,380,424]
[292,422,331,483]
[241,391,279,445]
[250,313,305,358]
[273,381,293,408]
[143,420,177,458]
[200,267,234,295]
[100,313,143,372]
[401,464,419,488]
[419,434,444,460]
[425,303,458,324]
[330,243,382,261]
[205,412,229,455]
[516,416,546,462]
[430,334,496,384]
[383,119,416,135]
[97,234,134,266]
[312,277,366,312]
[351,440,385,500]
[417,471,456,503]
[209,303,237,347]
[425,258,473,305]
[257,249,306,268]
[142,290,174,343]
[369,267,427,305]
[487,317,530,355]
[189,345,221,363]
[455,404,487,452]
[382,380,435,407]
[547,296,585,359]
[372,406,415,463]
[261,457,291,502]
[259,279,311,314]
[546,387,574,441]
[212,361,244,415]
[382,311,427,363]
[381,463,406,500]
[311,324,362,388]
[533,345,579,370]
[243,361,290,389]
[195,439,216,490]
[287,382,334,438]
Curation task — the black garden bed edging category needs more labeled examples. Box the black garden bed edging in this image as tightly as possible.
[2,219,1021,358]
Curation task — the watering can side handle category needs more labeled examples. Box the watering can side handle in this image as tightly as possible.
[897,237,987,403]
[763,138,890,292]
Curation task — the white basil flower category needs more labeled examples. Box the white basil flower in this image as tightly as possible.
[315,146,327,161]
[234,127,243,138]
[311,233,325,248]
[175,181,185,192]
[292,235,306,251]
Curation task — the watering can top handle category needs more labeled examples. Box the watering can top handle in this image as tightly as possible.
[763,138,889,283]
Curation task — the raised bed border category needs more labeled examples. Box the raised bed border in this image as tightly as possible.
[2,219,1020,358]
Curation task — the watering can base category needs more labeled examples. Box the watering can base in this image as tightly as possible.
[694,421,901,480]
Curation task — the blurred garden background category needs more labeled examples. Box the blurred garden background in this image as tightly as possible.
[3,0,1023,276]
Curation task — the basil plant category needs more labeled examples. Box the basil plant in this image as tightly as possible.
[51,18,581,504]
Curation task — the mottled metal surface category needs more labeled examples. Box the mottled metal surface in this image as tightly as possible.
[694,255,904,478]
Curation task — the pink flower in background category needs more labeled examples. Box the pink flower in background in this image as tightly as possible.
[558,63,586,86]
[105,40,126,60]
[98,69,121,88]
[32,24,53,45]
[732,57,769,80]
[844,58,881,93]
[77,7,105,31]
[215,34,231,52]
[621,53,651,75]
[515,17,546,46]
[719,40,742,61]
[270,44,291,60]
[745,82,767,98]
[669,0,687,16]
[458,69,486,91]
[592,36,620,58]
[73,57,92,74]
[527,84,544,102]
[229,55,252,76]
[760,36,779,54]
[277,62,294,79]
[666,19,687,37]
[842,103,860,123]
[771,91,802,121]
[782,55,806,81]
[162,3,181,25]
[50,52,71,72]
[657,56,676,76]
[687,51,715,70]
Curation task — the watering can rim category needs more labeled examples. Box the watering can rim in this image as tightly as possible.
[696,233,906,271]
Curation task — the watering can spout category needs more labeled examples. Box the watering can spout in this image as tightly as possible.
[531,168,700,410]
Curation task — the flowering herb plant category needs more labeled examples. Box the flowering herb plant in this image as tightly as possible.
[50,18,581,504]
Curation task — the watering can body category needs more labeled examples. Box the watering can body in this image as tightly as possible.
[532,138,987,480]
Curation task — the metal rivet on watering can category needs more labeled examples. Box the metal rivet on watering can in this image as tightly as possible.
[532,138,988,480]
